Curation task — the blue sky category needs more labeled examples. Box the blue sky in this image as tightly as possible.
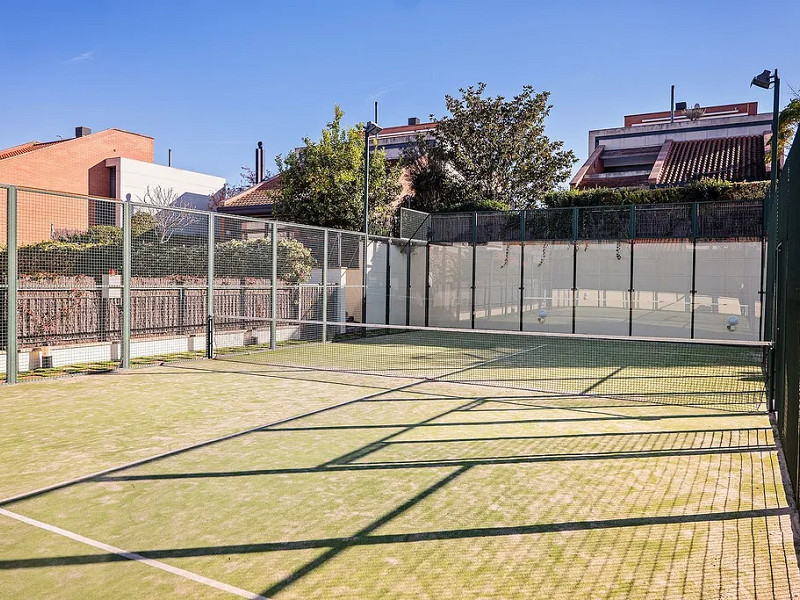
[2,0,798,186]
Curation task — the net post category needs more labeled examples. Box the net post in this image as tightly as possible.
[519,210,526,332]
[628,205,636,336]
[271,222,278,350]
[6,186,17,384]
[690,202,699,339]
[322,229,328,343]
[121,198,131,370]
[471,212,477,329]
[206,213,215,359]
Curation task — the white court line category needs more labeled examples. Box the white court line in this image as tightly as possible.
[0,507,268,600]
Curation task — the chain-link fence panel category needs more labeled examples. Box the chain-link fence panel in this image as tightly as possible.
[635,204,693,238]
[398,207,430,240]
[11,189,123,378]
[129,202,208,364]
[212,214,273,353]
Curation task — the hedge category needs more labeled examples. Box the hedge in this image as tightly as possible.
[541,180,768,208]
[4,235,315,283]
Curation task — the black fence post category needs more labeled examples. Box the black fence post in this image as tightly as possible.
[178,286,186,335]
[519,210,526,331]
[572,207,579,334]
[628,205,636,337]
[690,202,699,339]
[424,242,431,327]
[385,241,391,325]
[471,212,477,329]
[406,243,412,326]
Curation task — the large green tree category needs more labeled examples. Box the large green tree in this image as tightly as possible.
[773,97,800,161]
[274,106,401,233]
[403,83,576,212]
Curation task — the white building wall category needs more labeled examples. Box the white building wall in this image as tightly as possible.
[106,157,225,210]
[587,114,772,154]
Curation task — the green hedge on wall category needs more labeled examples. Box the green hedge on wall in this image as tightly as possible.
[541,180,768,208]
[4,228,315,282]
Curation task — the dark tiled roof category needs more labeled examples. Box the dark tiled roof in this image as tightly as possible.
[220,175,281,209]
[659,136,766,184]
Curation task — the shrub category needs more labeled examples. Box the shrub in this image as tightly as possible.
[540,180,768,208]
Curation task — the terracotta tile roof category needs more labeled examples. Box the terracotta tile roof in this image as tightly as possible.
[0,139,66,161]
[221,174,281,208]
[659,136,766,184]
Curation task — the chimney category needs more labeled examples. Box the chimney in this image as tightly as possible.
[255,141,265,184]
[75,126,92,138]
[408,117,420,126]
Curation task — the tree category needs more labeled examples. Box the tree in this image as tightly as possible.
[138,186,192,243]
[772,96,800,162]
[274,106,401,234]
[403,83,576,211]
[208,165,261,210]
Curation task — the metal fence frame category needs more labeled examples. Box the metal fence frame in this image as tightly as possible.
[0,185,770,384]
[769,131,800,503]
[398,201,766,340]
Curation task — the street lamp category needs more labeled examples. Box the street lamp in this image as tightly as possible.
[750,69,780,203]
[751,69,780,405]
[362,120,382,326]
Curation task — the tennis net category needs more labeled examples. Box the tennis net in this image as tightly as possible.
[213,317,770,411]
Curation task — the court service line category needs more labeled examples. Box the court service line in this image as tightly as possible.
[0,508,268,600]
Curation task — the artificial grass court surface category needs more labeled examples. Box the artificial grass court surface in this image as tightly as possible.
[0,359,798,598]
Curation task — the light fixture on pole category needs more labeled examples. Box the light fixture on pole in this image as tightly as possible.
[362,120,382,327]
[750,68,780,196]
[750,68,780,378]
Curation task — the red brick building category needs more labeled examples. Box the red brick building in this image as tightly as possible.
[0,127,154,243]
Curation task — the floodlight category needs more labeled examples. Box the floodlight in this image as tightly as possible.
[751,70,773,89]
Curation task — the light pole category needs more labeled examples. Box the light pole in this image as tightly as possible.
[751,69,780,411]
[751,69,781,204]
[362,120,382,326]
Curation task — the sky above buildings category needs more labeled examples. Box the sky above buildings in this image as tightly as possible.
[2,0,798,186]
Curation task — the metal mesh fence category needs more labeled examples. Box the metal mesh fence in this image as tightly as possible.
[0,185,769,384]
[12,190,124,378]
[429,201,762,244]
[770,129,800,503]
[0,188,6,381]
[129,203,208,363]
[398,207,430,240]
